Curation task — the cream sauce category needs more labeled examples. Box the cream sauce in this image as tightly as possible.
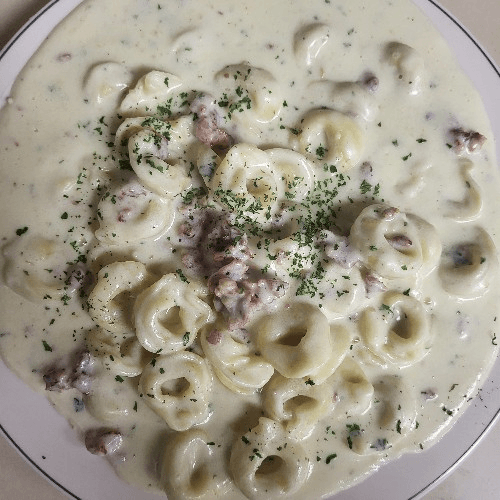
[0,0,499,499]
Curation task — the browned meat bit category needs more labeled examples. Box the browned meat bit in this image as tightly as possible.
[43,367,72,392]
[71,350,95,395]
[386,234,413,251]
[190,94,233,153]
[85,428,123,456]
[363,272,387,297]
[42,350,95,395]
[380,206,399,221]
[208,260,288,329]
[449,128,486,154]
[360,72,379,93]
[207,329,223,345]
[180,211,252,276]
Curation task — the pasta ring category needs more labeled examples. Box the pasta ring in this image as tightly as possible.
[139,351,212,431]
[134,273,215,353]
[88,261,156,334]
[296,109,364,170]
[255,302,332,378]
[230,417,311,499]
[358,291,431,368]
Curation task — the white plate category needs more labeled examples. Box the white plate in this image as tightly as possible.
[0,1,499,499]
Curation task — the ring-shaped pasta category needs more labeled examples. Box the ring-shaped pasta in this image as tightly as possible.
[230,417,311,500]
[95,179,175,245]
[255,302,332,379]
[263,375,333,441]
[114,116,173,153]
[445,159,482,222]
[200,325,274,395]
[384,42,425,96]
[438,226,498,299]
[139,351,212,431]
[134,273,215,353]
[293,23,331,67]
[88,261,156,334]
[119,70,183,116]
[84,372,135,423]
[83,62,133,108]
[307,80,378,122]
[128,125,193,198]
[2,235,79,303]
[349,204,442,279]
[267,148,315,202]
[210,143,280,222]
[85,328,153,377]
[160,429,231,500]
[296,109,364,170]
[328,357,374,419]
[358,291,431,368]
[347,376,417,455]
[215,64,283,124]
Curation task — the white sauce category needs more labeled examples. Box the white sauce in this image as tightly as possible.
[0,0,499,498]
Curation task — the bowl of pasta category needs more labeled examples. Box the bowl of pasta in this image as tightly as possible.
[0,0,500,499]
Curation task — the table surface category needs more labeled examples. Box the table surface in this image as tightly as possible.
[0,1,500,499]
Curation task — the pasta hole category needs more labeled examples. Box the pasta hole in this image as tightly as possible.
[161,377,189,396]
[189,463,209,493]
[159,306,183,335]
[390,311,411,340]
[278,326,307,347]
[255,455,285,477]
[385,233,414,255]
[283,395,315,415]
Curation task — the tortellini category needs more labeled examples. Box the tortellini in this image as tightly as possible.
[346,376,417,455]
[263,375,333,440]
[295,109,364,170]
[83,62,133,108]
[86,327,153,376]
[445,159,482,222]
[95,178,174,245]
[2,235,80,303]
[230,418,311,500]
[214,64,283,140]
[139,351,212,431]
[134,273,215,353]
[358,292,432,368]
[328,358,374,419]
[210,143,280,221]
[88,261,156,334]
[307,80,378,122]
[84,372,136,423]
[349,204,442,279]
[120,70,184,116]
[293,23,331,67]
[160,429,231,500]
[200,325,274,395]
[127,116,196,197]
[256,303,335,379]
[384,42,426,96]
[266,148,315,203]
[438,226,499,299]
